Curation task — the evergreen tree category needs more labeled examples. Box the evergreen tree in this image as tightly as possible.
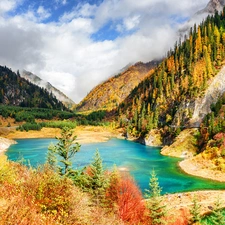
[46,142,58,171]
[47,127,80,176]
[189,195,202,224]
[210,197,225,225]
[145,169,167,225]
[88,149,108,206]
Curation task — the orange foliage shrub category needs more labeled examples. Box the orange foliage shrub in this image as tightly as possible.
[106,172,146,224]
[0,160,123,225]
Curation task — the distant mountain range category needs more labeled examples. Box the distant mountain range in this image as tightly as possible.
[21,70,75,109]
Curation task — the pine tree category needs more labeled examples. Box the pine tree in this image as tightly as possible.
[189,195,202,224]
[145,170,167,225]
[46,142,58,171]
[210,197,225,225]
[47,126,80,176]
[88,149,108,206]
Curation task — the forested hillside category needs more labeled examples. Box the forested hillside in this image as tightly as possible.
[76,61,160,112]
[118,9,225,139]
[0,66,67,110]
[21,70,75,109]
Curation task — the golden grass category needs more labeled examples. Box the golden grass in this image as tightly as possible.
[3,125,119,144]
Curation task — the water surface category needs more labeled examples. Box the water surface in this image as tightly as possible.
[6,138,225,194]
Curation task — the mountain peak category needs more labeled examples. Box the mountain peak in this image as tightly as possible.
[21,70,75,109]
[198,0,225,14]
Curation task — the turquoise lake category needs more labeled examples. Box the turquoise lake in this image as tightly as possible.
[6,138,225,194]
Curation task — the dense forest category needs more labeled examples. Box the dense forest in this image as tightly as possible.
[118,9,225,140]
[0,66,67,110]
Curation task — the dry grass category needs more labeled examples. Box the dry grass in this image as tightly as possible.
[3,125,119,144]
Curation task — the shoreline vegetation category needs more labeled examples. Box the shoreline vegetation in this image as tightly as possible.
[0,126,225,217]
[1,126,225,183]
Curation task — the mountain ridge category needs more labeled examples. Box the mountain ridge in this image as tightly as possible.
[21,70,75,109]
[76,60,161,112]
[0,66,67,110]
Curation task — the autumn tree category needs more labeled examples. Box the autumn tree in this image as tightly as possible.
[117,175,145,224]
[106,170,146,224]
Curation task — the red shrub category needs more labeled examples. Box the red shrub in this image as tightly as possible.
[106,172,146,224]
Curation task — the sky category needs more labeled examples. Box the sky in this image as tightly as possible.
[0,0,209,103]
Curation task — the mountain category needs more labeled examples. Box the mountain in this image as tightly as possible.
[76,60,160,112]
[0,66,67,110]
[21,70,75,109]
[179,0,225,37]
[117,8,225,142]
[197,0,225,14]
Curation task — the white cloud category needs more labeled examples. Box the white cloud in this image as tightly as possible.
[37,6,51,21]
[60,3,97,23]
[0,0,210,103]
[55,0,67,6]
[0,0,18,14]
[62,0,67,5]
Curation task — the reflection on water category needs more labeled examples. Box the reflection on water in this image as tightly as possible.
[6,138,225,194]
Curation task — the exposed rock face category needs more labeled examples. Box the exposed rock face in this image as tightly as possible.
[144,129,162,147]
[198,0,225,14]
[190,66,225,126]
[179,0,225,37]
[21,70,75,108]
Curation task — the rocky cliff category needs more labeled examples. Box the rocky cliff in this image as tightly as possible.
[190,66,225,126]
[197,0,225,14]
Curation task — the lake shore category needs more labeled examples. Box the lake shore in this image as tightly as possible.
[3,126,225,183]
[0,137,17,154]
[179,157,225,182]
[1,127,225,217]
[2,126,120,144]
[163,190,225,218]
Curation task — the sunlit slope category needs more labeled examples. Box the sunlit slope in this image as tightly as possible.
[76,61,159,112]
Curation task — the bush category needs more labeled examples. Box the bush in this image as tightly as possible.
[106,170,146,224]
[17,122,42,131]
[0,161,123,225]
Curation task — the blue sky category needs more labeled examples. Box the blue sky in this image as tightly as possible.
[0,0,209,102]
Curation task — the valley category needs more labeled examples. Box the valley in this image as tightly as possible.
[1,0,225,224]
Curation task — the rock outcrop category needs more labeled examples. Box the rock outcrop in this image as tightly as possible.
[190,66,225,126]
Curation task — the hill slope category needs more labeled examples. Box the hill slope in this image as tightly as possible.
[0,66,67,110]
[76,61,160,112]
[117,8,225,140]
[21,70,75,109]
